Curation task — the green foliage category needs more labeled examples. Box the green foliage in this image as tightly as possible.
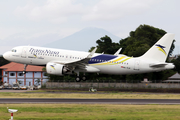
[35,79,41,85]
[1,104,180,120]
[0,56,10,79]
[0,56,10,67]
[119,24,175,58]
[172,56,180,73]
[41,84,46,88]
[0,80,3,85]
[17,80,22,85]
[42,67,46,72]
[121,25,166,57]
[89,35,120,54]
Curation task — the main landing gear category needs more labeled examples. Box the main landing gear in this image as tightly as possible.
[75,76,86,82]
[75,73,86,82]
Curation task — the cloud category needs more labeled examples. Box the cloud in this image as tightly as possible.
[13,0,162,23]
[14,0,85,24]
[82,0,162,21]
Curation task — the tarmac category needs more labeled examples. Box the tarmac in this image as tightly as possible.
[0,98,180,104]
[1,89,180,104]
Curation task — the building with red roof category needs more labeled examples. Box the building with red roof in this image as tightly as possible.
[0,62,49,86]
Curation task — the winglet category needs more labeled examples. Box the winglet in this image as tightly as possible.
[87,47,97,58]
[114,48,122,55]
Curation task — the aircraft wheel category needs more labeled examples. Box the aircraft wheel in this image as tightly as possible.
[23,71,26,74]
[82,76,86,81]
[76,77,81,82]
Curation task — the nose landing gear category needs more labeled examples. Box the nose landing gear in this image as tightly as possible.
[23,64,28,74]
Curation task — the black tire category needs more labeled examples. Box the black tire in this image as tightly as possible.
[76,77,81,82]
[82,76,86,81]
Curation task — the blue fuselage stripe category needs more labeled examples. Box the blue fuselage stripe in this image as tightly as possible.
[88,54,117,64]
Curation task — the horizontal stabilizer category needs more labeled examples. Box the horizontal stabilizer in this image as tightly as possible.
[149,63,168,67]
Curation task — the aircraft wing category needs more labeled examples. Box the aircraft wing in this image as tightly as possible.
[53,47,100,72]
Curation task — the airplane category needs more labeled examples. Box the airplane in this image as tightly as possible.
[3,33,175,82]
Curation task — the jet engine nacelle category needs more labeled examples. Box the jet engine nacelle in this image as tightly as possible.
[46,62,68,76]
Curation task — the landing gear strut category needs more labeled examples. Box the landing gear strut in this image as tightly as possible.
[23,64,27,74]
[82,73,86,81]
[75,72,81,82]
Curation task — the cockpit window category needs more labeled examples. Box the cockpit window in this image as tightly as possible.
[12,49,17,52]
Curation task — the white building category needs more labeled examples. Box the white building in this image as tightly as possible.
[0,62,49,86]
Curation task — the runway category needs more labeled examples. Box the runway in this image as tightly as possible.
[0,98,180,104]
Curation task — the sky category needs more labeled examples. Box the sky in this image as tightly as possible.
[0,0,180,55]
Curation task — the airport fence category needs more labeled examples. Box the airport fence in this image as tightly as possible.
[45,79,180,89]
[47,79,174,83]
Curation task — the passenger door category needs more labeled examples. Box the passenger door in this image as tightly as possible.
[21,47,27,58]
[134,60,140,70]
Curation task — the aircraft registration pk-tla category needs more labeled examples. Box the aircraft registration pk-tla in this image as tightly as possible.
[3,33,175,81]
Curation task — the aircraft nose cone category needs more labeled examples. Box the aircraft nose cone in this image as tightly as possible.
[3,52,10,60]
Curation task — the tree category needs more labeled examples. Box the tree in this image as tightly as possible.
[89,35,120,54]
[35,79,41,86]
[0,56,10,67]
[119,24,175,58]
[17,80,22,85]
[172,56,180,73]
[0,56,10,80]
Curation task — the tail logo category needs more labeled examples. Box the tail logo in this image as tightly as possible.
[155,44,167,55]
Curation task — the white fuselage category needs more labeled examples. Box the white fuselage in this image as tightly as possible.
[3,46,174,75]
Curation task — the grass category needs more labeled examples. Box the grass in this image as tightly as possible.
[1,104,180,120]
[1,91,180,119]
[0,92,180,99]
